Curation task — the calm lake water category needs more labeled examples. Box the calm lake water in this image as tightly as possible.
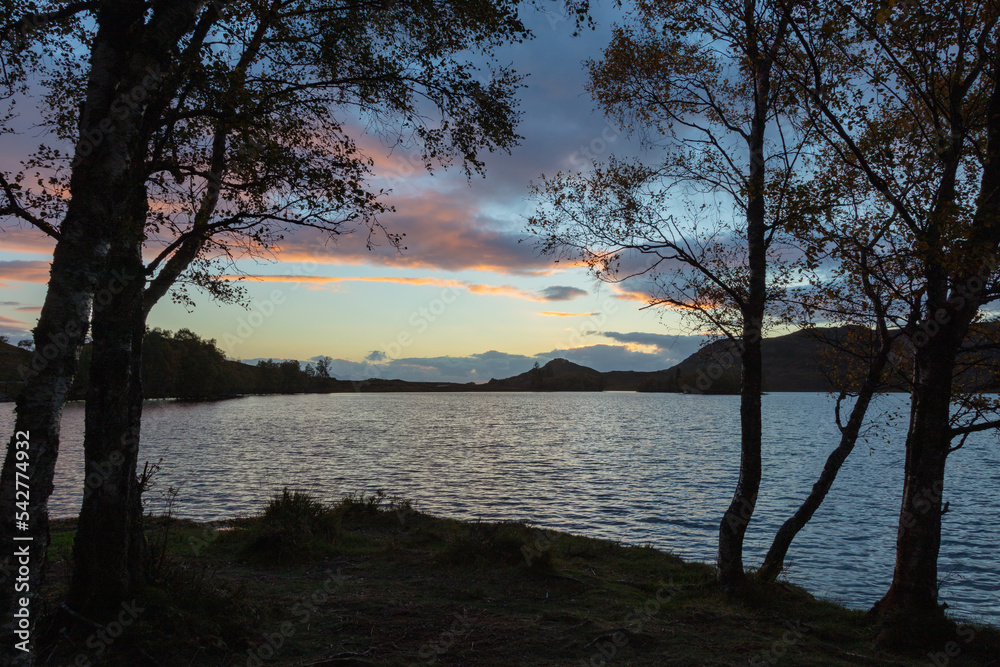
[2,392,998,624]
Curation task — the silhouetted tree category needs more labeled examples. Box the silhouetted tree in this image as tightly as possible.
[529,0,806,592]
[0,0,593,651]
[772,0,1000,642]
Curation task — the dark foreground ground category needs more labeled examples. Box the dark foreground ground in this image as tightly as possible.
[35,492,1000,666]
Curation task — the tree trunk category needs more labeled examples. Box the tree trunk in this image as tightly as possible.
[870,341,957,644]
[716,19,778,591]
[872,55,1000,644]
[0,3,162,655]
[0,221,110,655]
[67,229,148,619]
[758,334,891,582]
[717,313,763,593]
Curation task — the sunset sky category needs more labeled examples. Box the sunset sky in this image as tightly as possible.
[0,4,706,383]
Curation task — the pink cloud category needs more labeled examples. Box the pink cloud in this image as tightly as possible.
[270,190,574,275]
[539,311,600,317]
[0,260,50,285]
[0,314,28,329]
[226,274,586,303]
[0,227,57,256]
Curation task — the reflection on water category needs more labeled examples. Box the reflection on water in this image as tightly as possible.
[2,391,997,623]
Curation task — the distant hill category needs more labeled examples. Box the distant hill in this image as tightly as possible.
[487,327,910,394]
[0,340,31,400]
[3,324,995,401]
[638,327,868,394]
[486,358,605,391]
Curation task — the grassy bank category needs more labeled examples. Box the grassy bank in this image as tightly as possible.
[36,492,999,666]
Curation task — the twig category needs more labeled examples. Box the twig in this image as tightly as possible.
[583,628,632,649]
[59,604,104,630]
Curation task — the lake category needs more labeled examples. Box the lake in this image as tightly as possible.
[2,391,998,625]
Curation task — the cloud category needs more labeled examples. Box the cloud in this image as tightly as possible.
[536,285,587,301]
[364,350,387,362]
[15,306,41,312]
[0,314,29,338]
[0,301,21,306]
[295,342,684,383]
[539,311,599,317]
[268,191,562,275]
[592,330,705,360]
[227,273,585,303]
[0,227,57,257]
[0,260,50,285]
[609,282,655,303]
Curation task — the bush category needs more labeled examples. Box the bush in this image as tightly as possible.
[333,489,414,527]
[242,489,340,564]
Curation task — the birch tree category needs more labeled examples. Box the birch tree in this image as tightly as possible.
[0,0,592,656]
[529,0,804,592]
[774,0,1000,642]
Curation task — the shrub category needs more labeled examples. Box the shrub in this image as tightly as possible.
[333,489,414,527]
[242,488,340,564]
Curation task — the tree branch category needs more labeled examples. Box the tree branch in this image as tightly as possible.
[0,173,60,239]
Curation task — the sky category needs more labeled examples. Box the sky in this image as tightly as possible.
[0,3,708,383]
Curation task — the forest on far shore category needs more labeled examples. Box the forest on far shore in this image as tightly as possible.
[0,328,338,400]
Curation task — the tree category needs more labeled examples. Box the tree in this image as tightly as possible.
[315,355,333,379]
[528,0,805,591]
[0,2,191,650]
[0,0,592,652]
[757,159,915,581]
[772,0,1000,642]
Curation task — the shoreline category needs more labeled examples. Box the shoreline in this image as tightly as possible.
[39,501,1000,666]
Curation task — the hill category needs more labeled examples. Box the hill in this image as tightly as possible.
[486,358,605,391]
[0,340,31,400]
[4,324,995,400]
[483,328,868,394]
[637,327,868,394]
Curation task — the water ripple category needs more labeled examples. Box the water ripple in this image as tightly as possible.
[1,391,997,624]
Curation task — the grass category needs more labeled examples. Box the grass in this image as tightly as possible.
[34,492,1000,666]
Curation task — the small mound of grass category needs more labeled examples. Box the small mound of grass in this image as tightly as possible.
[334,488,414,527]
[440,519,554,570]
[240,488,341,564]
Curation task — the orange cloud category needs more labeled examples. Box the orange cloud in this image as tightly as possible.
[0,314,28,329]
[0,184,584,277]
[539,311,600,317]
[266,190,580,275]
[0,227,57,256]
[0,260,50,285]
[226,273,585,303]
[609,283,653,303]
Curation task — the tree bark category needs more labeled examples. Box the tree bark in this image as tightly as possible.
[717,19,773,590]
[0,8,151,658]
[871,53,1000,643]
[67,217,148,619]
[718,311,764,593]
[714,1,795,590]
[870,337,958,644]
[0,1,191,655]
[0,220,109,655]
